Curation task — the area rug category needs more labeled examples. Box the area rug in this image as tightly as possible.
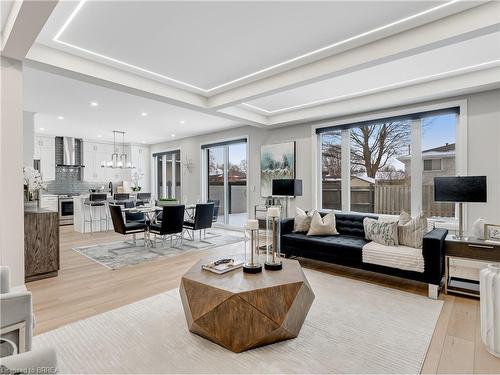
[33,269,443,374]
[73,230,244,269]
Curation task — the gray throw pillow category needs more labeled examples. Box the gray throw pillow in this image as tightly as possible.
[293,208,314,233]
[363,218,399,246]
[398,213,428,248]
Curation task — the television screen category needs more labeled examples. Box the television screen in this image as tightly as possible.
[272,179,302,197]
[434,176,487,202]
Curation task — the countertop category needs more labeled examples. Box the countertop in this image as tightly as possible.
[24,207,58,214]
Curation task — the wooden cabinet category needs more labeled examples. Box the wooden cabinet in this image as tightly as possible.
[34,135,56,181]
[24,208,59,282]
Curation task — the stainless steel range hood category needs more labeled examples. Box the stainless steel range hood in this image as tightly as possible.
[56,137,84,167]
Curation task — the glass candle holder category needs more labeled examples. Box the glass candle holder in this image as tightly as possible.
[265,207,282,270]
[243,220,262,273]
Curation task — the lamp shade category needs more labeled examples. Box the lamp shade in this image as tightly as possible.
[272,179,303,197]
[434,176,487,203]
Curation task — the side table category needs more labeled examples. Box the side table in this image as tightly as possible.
[444,235,500,297]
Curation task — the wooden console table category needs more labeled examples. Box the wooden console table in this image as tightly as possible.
[444,235,500,297]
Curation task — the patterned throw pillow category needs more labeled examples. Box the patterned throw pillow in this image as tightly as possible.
[307,211,338,236]
[293,208,314,233]
[398,213,428,249]
[363,218,399,246]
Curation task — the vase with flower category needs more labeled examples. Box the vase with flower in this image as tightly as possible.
[23,166,47,208]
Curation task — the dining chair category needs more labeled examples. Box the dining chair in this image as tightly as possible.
[113,193,130,207]
[149,205,185,247]
[183,202,214,241]
[136,193,151,206]
[207,199,220,223]
[109,204,146,245]
[123,201,146,224]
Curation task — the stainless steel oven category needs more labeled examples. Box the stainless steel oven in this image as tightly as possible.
[58,197,74,225]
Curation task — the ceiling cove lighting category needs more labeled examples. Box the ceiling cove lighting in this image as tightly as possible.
[53,0,461,93]
[100,130,135,169]
[242,59,500,115]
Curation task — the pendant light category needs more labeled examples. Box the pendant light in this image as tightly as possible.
[101,130,135,169]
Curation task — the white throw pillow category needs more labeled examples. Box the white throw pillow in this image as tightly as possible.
[363,218,399,246]
[398,213,428,249]
[398,210,412,225]
[307,211,338,236]
[293,208,314,233]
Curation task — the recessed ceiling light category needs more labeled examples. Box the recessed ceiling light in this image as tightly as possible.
[57,116,64,120]
[179,120,185,124]
[171,134,176,137]
[97,134,102,138]
[90,101,99,107]
[141,112,148,117]
[39,127,45,131]
[141,140,146,144]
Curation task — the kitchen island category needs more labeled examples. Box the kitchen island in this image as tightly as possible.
[24,207,59,282]
[73,193,140,233]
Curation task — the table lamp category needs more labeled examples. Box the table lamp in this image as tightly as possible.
[434,176,487,239]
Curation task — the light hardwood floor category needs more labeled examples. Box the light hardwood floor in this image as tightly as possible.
[27,225,500,374]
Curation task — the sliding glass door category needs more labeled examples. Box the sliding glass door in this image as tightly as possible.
[206,140,247,227]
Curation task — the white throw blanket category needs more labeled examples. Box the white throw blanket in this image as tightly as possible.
[362,241,425,273]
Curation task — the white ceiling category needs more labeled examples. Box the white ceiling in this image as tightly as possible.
[35,0,460,94]
[23,66,239,144]
[243,32,500,114]
[0,0,13,34]
[20,0,500,139]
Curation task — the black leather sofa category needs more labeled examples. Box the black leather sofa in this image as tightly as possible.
[280,212,447,298]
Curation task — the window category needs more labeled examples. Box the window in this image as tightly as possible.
[320,131,342,210]
[423,159,442,171]
[421,113,456,218]
[318,107,458,218]
[350,120,411,214]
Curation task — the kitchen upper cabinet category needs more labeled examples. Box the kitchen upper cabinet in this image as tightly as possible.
[83,141,123,182]
[34,135,55,181]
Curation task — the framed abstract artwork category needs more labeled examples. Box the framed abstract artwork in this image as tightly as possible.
[260,141,296,197]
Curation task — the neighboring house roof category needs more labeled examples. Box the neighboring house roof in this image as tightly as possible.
[397,143,456,162]
[352,175,375,184]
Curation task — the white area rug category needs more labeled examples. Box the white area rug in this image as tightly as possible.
[33,269,442,374]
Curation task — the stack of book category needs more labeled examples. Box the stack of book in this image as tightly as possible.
[202,258,243,274]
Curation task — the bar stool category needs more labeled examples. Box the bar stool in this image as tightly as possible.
[83,193,109,233]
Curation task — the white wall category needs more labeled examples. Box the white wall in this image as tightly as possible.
[151,89,500,233]
[23,111,34,166]
[466,89,500,229]
[150,124,313,218]
[0,57,25,286]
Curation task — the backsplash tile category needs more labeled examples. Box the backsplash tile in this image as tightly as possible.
[44,167,108,195]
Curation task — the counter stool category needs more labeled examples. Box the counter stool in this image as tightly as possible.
[83,193,108,233]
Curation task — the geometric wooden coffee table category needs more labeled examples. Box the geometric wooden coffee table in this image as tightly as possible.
[179,258,315,353]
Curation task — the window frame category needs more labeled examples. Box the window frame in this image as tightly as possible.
[312,99,467,223]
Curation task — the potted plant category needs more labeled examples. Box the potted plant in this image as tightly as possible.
[157,197,179,206]
[131,171,143,192]
[23,166,47,208]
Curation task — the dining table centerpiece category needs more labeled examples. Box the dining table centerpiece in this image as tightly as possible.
[23,166,47,208]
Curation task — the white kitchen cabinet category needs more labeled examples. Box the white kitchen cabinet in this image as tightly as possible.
[34,135,55,181]
[40,195,58,212]
[83,141,125,182]
[130,145,150,192]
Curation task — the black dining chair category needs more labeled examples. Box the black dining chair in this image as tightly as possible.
[123,201,146,224]
[149,205,185,247]
[109,204,146,245]
[207,199,220,223]
[113,193,130,207]
[136,193,151,207]
[183,202,214,241]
